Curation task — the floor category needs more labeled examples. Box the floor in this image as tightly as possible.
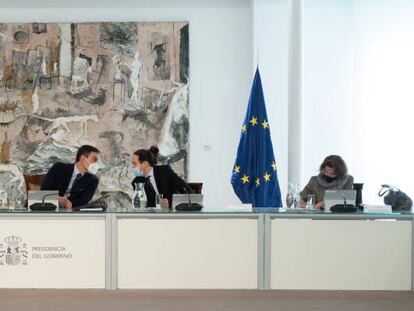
[1,290,414,311]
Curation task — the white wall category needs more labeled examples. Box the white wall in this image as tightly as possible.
[0,0,253,208]
[302,0,414,204]
[302,0,354,187]
[352,0,414,203]
[252,0,289,199]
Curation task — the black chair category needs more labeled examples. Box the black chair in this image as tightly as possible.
[187,182,203,194]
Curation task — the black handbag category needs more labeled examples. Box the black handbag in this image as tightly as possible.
[378,184,412,211]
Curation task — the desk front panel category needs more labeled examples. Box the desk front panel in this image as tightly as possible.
[117,216,259,289]
[0,216,106,288]
[270,218,412,290]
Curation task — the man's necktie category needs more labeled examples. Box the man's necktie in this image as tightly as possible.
[144,177,156,206]
[71,173,82,192]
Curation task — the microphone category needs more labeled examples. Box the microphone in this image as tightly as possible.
[30,192,59,211]
[30,189,84,211]
[185,185,192,210]
[339,188,347,208]
[175,184,203,211]
[330,185,357,213]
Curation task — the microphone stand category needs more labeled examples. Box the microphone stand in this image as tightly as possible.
[337,187,348,209]
[183,186,192,209]
[175,185,203,211]
[30,192,59,211]
[30,188,86,211]
[331,185,356,213]
[41,193,58,209]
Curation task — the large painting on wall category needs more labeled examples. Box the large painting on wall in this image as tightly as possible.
[0,22,190,207]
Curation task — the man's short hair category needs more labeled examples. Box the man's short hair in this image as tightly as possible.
[76,145,100,162]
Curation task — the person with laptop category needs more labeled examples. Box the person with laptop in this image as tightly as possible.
[131,146,191,209]
[41,145,100,209]
[300,155,354,209]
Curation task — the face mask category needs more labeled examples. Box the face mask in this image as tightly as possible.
[133,167,144,177]
[322,174,337,183]
[87,162,100,175]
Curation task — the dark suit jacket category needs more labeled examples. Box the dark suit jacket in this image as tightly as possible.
[131,165,191,208]
[41,162,99,207]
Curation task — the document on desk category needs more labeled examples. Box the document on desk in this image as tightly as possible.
[363,205,393,213]
[77,207,104,212]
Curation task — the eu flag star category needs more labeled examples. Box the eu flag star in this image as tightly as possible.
[264,172,271,182]
[255,177,260,187]
[271,161,277,171]
[234,165,240,174]
[241,174,249,184]
[241,124,247,133]
[262,120,269,129]
[249,116,258,126]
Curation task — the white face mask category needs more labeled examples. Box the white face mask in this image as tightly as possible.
[87,162,100,175]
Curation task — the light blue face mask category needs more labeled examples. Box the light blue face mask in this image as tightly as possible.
[133,167,144,177]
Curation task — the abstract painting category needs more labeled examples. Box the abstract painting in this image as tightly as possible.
[0,22,189,207]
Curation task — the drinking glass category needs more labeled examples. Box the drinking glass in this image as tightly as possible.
[307,194,315,210]
[286,183,300,209]
[156,194,163,209]
[9,199,17,211]
[0,189,8,209]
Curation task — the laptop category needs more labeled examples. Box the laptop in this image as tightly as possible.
[324,190,356,211]
[172,194,204,210]
[28,190,59,211]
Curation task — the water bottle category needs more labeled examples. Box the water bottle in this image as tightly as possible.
[286,183,300,209]
[0,188,8,208]
[132,182,147,209]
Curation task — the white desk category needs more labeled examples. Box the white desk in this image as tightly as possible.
[0,213,106,288]
[269,216,412,290]
[116,213,260,289]
[0,209,413,290]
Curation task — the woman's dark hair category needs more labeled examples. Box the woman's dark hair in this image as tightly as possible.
[133,146,159,166]
[319,155,348,179]
[149,146,159,165]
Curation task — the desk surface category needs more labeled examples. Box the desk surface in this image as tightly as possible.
[0,206,412,290]
[0,207,412,219]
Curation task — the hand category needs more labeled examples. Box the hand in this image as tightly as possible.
[58,196,73,209]
[58,196,66,207]
[66,200,73,209]
[161,198,169,209]
[315,201,324,209]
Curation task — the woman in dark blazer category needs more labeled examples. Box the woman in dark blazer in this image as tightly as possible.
[131,146,190,208]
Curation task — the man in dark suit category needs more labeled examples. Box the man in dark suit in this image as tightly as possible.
[131,147,190,208]
[41,145,100,209]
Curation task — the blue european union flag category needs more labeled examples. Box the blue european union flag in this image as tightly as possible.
[231,68,282,208]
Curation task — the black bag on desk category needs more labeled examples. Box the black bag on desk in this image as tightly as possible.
[378,184,413,211]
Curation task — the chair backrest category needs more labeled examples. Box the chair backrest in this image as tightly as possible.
[23,174,46,191]
[187,182,203,194]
